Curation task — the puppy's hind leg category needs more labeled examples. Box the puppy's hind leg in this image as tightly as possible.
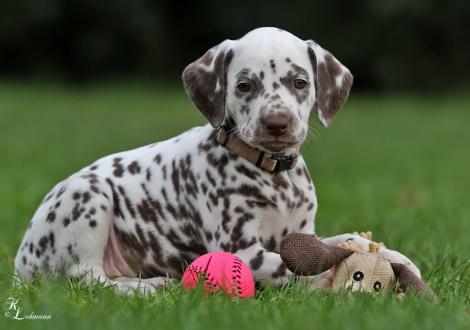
[67,263,163,295]
[15,172,165,295]
[60,174,163,295]
[98,222,173,294]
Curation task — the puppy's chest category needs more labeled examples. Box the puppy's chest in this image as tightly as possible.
[261,178,316,241]
[225,164,317,251]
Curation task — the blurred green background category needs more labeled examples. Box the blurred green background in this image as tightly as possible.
[1,0,469,90]
[0,1,469,329]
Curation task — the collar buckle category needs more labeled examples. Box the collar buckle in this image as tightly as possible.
[271,154,298,173]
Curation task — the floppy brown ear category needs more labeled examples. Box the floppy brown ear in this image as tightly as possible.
[182,40,235,128]
[306,40,353,127]
[280,233,353,276]
[391,263,436,300]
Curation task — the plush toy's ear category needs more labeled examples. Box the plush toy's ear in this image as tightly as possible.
[306,40,353,127]
[182,40,235,128]
[280,233,353,276]
[391,263,436,300]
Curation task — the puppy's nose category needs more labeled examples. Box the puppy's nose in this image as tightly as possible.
[263,113,290,137]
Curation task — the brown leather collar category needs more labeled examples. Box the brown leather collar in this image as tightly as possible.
[216,126,299,173]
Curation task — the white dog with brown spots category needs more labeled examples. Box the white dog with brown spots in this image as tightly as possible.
[15,27,420,294]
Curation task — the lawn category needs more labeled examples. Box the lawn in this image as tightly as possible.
[0,82,469,330]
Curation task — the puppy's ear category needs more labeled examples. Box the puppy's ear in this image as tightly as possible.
[306,40,353,127]
[182,40,235,128]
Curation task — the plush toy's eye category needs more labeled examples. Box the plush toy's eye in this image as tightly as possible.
[373,281,382,292]
[237,82,251,92]
[353,271,364,281]
[294,79,308,89]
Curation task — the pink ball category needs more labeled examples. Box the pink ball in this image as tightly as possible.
[181,252,255,298]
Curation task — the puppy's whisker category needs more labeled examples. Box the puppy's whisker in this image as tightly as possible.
[305,127,315,142]
[227,128,239,144]
[306,124,321,142]
[226,127,238,135]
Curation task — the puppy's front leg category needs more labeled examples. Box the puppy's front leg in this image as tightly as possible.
[235,244,293,285]
[235,244,334,289]
[321,234,421,277]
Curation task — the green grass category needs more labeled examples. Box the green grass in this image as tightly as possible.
[0,82,469,329]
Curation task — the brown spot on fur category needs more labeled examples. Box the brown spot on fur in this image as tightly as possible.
[82,192,91,204]
[171,159,180,197]
[235,164,260,180]
[118,185,136,218]
[250,250,264,270]
[308,48,353,126]
[264,235,277,252]
[201,183,208,194]
[235,70,265,103]
[106,178,124,218]
[162,165,167,180]
[270,59,276,73]
[182,47,234,127]
[137,200,157,224]
[205,231,213,242]
[46,211,56,223]
[55,186,67,199]
[128,161,141,174]
[272,264,287,278]
[279,63,310,104]
[240,105,250,114]
[282,227,289,237]
[272,174,289,190]
[207,152,228,178]
[201,51,214,65]
[112,157,125,177]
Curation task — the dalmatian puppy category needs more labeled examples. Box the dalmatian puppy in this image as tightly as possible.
[14,27,420,294]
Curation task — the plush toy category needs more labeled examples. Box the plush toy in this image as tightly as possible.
[280,233,436,300]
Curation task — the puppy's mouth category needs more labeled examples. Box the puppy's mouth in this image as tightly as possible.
[255,139,300,153]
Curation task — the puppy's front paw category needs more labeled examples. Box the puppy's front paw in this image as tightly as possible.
[298,269,334,289]
[379,247,421,278]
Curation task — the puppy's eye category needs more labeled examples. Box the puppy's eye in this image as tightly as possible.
[237,82,251,92]
[353,271,364,281]
[294,79,308,89]
[373,281,382,292]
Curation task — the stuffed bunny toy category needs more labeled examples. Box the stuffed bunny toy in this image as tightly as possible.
[280,233,436,300]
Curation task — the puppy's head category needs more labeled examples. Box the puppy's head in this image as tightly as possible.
[183,27,353,154]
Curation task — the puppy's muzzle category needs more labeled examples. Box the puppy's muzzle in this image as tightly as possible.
[261,113,292,137]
